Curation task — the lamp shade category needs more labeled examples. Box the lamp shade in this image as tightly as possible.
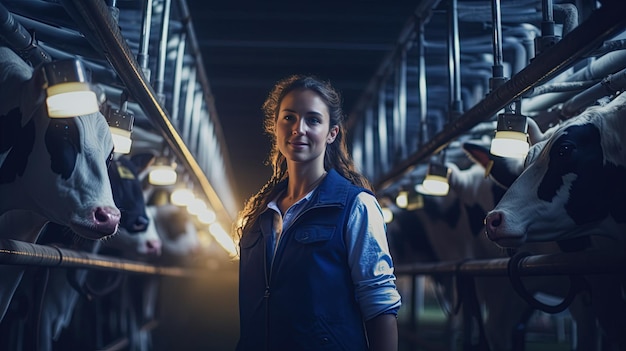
[421,163,450,196]
[106,108,134,154]
[148,157,177,185]
[41,59,99,118]
[395,190,408,208]
[170,187,195,206]
[490,113,529,158]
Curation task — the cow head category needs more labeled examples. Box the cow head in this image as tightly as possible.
[0,47,120,241]
[108,156,151,233]
[485,93,626,248]
[102,155,162,257]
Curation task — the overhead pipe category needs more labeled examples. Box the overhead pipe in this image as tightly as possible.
[560,66,626,118]
[374,1,626,191]
[458,2,577,36]
[490,0,506,94]
[60,0,237,224]
[1,0,78,33]
[448,0,463,116]
[534,0,560,56]
[377,82,390,176]
[155,0,172,105]
[524,49,626,112]
[426,37,529,76]
[137,0,153,80]
[170,32,187,123]
[0,2,51,66]
[523,79,599,98]
[416,19,428,148]
[182,67,197,141]
[393,48,408,160]
[587,39,626,57]
[9,13,102,61]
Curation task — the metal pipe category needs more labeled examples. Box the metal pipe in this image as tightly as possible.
[155,0,172,104]
[137,0,153,77]
[171,32,187,123]
[10,13,100,60]
[524,49,626,112]
[560,66,626,118]
[449,0,462,112]
[490,0,506,92]
[395,249,625,277]
[374,1,626,191]
[377,83,389,175]
[395,49,408,160]
[0,3,51,66]
[417,20,427,148]
[0,239,195,277]
[542,0,554,24]
[364,108,374,176]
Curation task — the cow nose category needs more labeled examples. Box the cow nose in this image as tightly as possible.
[146,239,162,256]
[484,211,502,237]
[93,206,121,235]
[132,215,149,232]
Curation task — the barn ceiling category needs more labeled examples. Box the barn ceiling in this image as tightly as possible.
[185,0,431,202]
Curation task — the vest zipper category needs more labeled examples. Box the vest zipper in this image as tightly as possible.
[264,203,336,350]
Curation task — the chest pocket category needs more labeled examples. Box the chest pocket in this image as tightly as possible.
[294,225,336,245]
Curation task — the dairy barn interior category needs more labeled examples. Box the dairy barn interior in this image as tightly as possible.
[0,0,625,350]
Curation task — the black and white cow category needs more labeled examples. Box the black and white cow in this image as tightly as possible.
[390,151,597,350]
[485,92,626,350]
[485,94,626,246]
[0,154,162,351]
[388,163,520,350]
[0,46,120,322]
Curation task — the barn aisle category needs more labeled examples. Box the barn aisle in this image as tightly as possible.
[153,259,240,351]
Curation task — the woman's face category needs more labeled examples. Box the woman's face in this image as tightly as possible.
[275,88,338,166]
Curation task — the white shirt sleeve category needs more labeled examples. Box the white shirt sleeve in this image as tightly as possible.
[345,192,402,320]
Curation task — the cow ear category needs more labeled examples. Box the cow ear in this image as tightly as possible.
[129,152,156,174]
[462,141,492,169]
[462,140,523,189]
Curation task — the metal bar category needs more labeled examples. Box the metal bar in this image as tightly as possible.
[449,0,462,109]
[137,0,153,75]
[394,249,625,277]
[374,1,626,191]
[171,32,186,123]
[155,0,172,103]
[0,239,199,277]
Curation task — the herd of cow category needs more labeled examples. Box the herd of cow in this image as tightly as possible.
[389,88,625,350]
[0,46,203,350]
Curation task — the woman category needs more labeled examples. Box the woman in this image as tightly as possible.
[235,74,401,351]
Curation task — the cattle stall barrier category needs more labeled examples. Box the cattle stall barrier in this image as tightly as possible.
[0,238,206,351]
[0,239,201,277]
[393,248,625,350]
[1,238,623,350]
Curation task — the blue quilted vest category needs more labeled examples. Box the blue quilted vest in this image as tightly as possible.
[237,169,369,351]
